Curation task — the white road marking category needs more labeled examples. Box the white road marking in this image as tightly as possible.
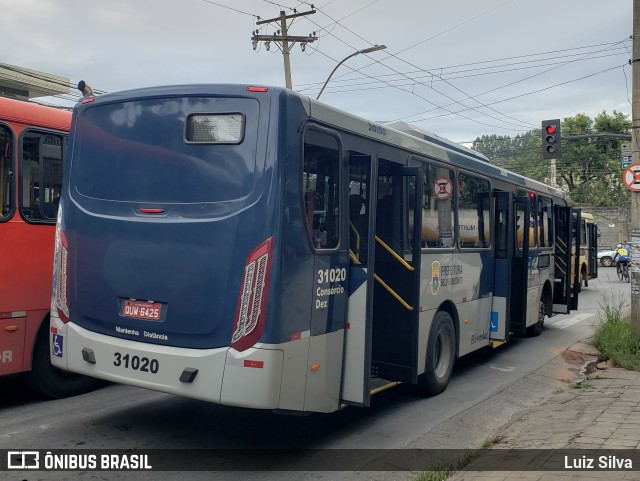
[553,312,595,329]
[485,363,516,372]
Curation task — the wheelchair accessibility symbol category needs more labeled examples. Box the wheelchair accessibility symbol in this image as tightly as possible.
[52,334,63,358]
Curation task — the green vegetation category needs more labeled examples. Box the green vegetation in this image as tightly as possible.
[413,451,476,481]
[592,295,640,371]
[472,111,632,207]
[570,382,594,389]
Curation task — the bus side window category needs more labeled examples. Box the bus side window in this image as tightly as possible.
[422,164,455,248]
[457,172,490,248]
[538,196,553,248]
[304,190,315,233]
[302,128,340,250]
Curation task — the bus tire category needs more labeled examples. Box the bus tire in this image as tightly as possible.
[526,298,545,337]
[417,311,455,396]
[25,321,98,399]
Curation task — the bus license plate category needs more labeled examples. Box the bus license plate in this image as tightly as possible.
[122,299,162,321]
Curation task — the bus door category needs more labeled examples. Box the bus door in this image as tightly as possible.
[587,221,598,280]
[490,191,513,342]
[509,196,531,335]
[341,152,376,406]
[552,206,575,313]
[570,209,581,309]
[301,126,349,412]
[370,163,422,384]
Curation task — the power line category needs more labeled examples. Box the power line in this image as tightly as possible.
[326,40,630,86]
[198,0,627,134]
[397,37,630,124]
[200,0,257,18]
[296,47,629,93]
[303,6,536,131]
[410,63,626,124]
[396,0,515,57]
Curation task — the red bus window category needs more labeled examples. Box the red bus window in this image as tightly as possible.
[0,125,12,219]
[20,131,64,223]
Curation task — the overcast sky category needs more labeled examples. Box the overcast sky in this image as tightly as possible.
[0,0,633,143]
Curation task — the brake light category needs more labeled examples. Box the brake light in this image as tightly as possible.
[230,237,274,351]
[52,207,70,323]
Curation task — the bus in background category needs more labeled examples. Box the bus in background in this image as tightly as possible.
[0,96,96,397]
[51,85,580,413]
[574,211,598,289]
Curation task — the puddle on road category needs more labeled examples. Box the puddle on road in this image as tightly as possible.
[553,349,598,384]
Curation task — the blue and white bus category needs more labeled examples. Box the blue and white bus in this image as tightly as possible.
[50,84,581,413]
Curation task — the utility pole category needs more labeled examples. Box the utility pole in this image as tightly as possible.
[251,9,317,89]
[631,0,640,334]
[549,158,557,188]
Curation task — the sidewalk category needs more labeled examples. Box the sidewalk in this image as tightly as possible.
[447,343,640,480]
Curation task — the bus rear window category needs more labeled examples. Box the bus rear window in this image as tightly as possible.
[71,97,258,204]
[186,113,244,144]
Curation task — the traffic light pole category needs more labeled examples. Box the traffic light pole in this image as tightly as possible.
[630,0,640,334]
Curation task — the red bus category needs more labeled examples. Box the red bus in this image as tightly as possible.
[0,96,95,397]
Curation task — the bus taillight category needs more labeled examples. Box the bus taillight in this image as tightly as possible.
[230,237,274,352]
[53,214,70,323]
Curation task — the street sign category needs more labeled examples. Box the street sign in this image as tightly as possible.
[622,143,633,170]
[433,178,452,200]
[622,163,640,192]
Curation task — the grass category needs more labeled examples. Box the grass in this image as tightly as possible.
[592,294,640,371]
[412,451,477,481]
[570,382,594,389]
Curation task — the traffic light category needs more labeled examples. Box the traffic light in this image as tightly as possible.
[541,119,561,159]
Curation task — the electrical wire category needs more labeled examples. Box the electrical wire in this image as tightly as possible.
[400,39,631,122]
[296,47,629,92]
[301,8,536,131]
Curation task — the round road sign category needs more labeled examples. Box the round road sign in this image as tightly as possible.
[433,177,452,200]
[622,163,640,192]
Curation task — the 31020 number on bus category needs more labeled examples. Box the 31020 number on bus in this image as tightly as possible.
[113,353,159,374]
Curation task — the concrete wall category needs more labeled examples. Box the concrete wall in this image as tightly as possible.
[587,206,630,250]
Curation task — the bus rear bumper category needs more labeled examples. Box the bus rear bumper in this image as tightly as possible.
[49,317,283,409]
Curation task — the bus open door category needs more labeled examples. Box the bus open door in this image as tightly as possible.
[588,220,598,281]
[490,191,513,344]
[341,159,422,406]
[370,165,423,385]
[553,206,579,313]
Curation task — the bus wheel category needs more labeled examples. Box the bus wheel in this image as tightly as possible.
[25,321,98,399]
[526,299,545,337]
[417,311,455,396]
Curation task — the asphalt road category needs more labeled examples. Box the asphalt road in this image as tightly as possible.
[0,267,628,480]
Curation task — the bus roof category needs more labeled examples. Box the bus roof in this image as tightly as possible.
[0,96,71,131]
[306,93,566,200]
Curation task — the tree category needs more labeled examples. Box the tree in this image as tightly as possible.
[472,133,548,183]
